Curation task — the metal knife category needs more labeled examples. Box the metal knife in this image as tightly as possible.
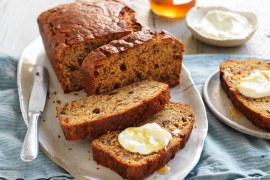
[20,65,49,162]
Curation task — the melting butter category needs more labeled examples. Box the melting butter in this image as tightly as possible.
[229,105,242,121]
[158,164,171,175]
[118,123,172,155]
[195,9,253,40]
[237,70,270,98]
[172,128,181,136]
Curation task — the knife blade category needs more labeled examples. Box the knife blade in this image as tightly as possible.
[20,65,49,162]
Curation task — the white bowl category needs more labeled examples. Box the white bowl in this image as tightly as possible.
[186,6,258,47]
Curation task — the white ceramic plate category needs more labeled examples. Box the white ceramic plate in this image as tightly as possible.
[186,6,258,47]
[203,70,270,139]
[18,37,208,180]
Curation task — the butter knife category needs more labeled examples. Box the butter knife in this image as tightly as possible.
[20,65,49,162]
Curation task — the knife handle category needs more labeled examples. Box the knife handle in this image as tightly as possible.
[20,111,41,162]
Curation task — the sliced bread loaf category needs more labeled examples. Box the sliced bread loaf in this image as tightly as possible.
[91,102,194,180]
[81,29,184,95]
[220,59,270,131]
[57,80,170,141]
[38,0,141,92]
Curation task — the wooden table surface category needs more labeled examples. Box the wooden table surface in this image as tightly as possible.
[1,0,270,58]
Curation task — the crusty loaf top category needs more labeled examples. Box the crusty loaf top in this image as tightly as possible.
[37,0,141,50]
[81,28,182,68]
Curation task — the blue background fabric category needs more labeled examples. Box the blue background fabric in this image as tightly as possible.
[0,53,269,179]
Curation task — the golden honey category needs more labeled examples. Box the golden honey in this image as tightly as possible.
[229,105,242,121]
[150,0,196,19]
[158,164,171,175]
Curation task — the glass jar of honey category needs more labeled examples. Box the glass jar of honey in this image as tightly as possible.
[150,0,196,19]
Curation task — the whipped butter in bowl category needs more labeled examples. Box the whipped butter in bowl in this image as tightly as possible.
[237,70,270,98]
[186,6,258,47]
[118,123,172,155]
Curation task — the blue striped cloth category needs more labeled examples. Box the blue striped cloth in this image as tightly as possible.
[0,53,269,179]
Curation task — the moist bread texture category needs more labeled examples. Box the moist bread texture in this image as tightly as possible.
[220,59,270,131]
[91,102,194,180]
[81,29,184,95]
[57,81,170,141]
[37,0,141,92]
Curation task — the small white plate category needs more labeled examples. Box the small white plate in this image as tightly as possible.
[203,70,270,139]
[18,37,208,180]
[186,6,258,47]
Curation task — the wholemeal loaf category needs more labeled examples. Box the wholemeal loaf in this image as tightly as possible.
[81,29,184,95]
[37,0,141,92]
[57,81,170,141]
[220,59,270,131]
[91,102,194,180]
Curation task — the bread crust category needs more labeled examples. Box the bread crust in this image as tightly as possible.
[91,103,194,180]
[220,59,270,131]
[37,0,141,92]
[57,83,170,141]
[81,29,184,95]
[92,125,193,180]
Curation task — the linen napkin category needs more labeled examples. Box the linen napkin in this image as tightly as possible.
[0,53,269,179]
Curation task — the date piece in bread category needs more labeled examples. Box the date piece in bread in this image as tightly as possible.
[57,81,170,141]
[91,102,194,180]
[37,0,141,92]
[81,29,184,95]
[220,59,270,131]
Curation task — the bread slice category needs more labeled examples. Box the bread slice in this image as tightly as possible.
[220,59,270,131]
[57,81,170,141]
[37,0,141,92]
[91,102,194,180]
[81,28,184,95]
